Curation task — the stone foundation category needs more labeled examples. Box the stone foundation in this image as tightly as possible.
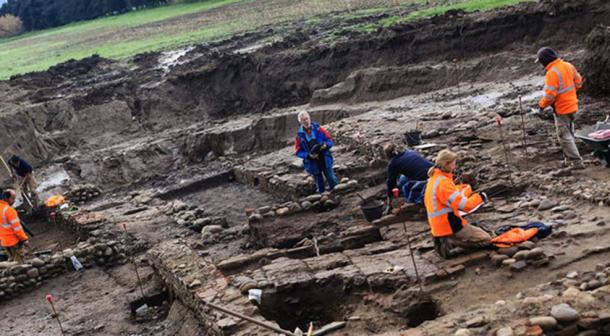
[0,208,134,301]
[0,239,124,300]
[148,241,276,335]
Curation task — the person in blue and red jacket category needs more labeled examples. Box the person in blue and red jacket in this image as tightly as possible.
[294,111,338,193]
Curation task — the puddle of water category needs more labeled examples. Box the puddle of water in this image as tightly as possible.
[36,165,71,200]
[233,37,281,54]
[520,90,542,102]
[234,42,271,54]
[470,91,504,108]
[158,47,195,72]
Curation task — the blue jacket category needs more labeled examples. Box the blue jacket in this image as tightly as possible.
[9,156,33,177]
[294,123,334,175]
[387,150,433,197]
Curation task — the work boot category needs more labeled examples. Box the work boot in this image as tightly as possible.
[434,237,453,259]
[570,160,585,170]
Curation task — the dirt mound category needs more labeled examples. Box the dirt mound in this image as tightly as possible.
[584,25,610,97]
[162,0,610,117]
[10,55,111,88]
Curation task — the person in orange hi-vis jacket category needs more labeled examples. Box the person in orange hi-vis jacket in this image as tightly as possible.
[536,47,584,168]
[0,189,30,263]
[423,150,491,259]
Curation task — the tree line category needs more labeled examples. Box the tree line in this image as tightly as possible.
[0,0,170,31]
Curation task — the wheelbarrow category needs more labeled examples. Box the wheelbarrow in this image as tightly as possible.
[575,116,610,167]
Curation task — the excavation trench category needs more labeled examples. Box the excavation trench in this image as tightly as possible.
[0,207,131,301]
[6,0,609,170]
[247,282,440,332]
[257,280,351,332]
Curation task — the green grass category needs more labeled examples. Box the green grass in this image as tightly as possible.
[0,0,535,79]
[0,0,246,78]
[378,0,535,26]
[407,0,536,19]
[1,0,243,42]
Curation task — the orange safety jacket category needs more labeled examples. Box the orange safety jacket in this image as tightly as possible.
[491,228,539,248]
[538,58,582,115]
[423,168,484,237]
[0,200,28,247]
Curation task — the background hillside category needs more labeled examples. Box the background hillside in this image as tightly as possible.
[0,0,532,79]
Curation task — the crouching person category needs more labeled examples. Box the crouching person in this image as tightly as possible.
[423,150,491,259]
[294,111,338,193]
[0,189,30,263]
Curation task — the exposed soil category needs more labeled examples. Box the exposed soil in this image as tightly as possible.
[27,219,79,256]
[2,0,610,335]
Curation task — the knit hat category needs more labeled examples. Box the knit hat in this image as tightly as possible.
[535,47,558,66]
[382,142,398,159]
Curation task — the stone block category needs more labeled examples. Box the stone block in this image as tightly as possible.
[26,268,39,279]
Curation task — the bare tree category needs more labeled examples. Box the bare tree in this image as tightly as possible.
[0,14,24,38]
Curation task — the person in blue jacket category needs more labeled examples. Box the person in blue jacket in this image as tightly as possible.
[7,155,39,205]
[383,142,433,213]
[294,111,338,193]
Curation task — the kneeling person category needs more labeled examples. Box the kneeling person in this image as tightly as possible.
[383,143,433,212]
[423,150,490,259]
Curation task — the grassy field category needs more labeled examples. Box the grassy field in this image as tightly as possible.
[0,0,533,79]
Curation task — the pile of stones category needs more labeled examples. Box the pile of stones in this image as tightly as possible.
[163,200,228,233]
[247,192,343,224]
[66,184,102,204]
[425,262,610,336]
[490,242,551,272]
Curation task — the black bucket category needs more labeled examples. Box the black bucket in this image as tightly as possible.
[404,130,422,147]
[360,199,384,222]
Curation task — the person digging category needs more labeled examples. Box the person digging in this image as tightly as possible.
[8,155,41,207]
[382,142,433,214]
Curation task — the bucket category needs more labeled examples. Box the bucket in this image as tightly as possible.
[404,130,422,147]
[360,199,384,222]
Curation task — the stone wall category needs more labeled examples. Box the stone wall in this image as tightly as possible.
[0,239,124,300]
[0,208,136,301]
[148,241,275,335]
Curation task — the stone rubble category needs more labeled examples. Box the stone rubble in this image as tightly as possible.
[65,184,102,204]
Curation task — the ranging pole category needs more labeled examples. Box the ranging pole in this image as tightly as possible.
[403,222,423,292]
[495,114,515,186]
[122,223,146,299]
[203,300,296,336]
[453,58,463,110]
[46,295,66,336]
[518,96,529,160]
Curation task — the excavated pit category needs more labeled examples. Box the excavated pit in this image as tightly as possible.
[257,280,348,331]
[129,289,172,322]
[258,284,440,331]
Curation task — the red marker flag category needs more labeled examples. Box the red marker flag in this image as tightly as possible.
[495,113,503,126]
[46,294,53,302]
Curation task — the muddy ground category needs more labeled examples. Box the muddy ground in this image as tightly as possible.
[1,0,610,335]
